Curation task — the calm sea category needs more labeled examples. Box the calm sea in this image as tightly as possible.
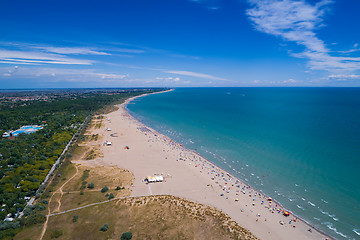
[127,88,360,240]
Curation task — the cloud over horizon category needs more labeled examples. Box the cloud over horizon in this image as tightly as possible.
[0,66,128,83]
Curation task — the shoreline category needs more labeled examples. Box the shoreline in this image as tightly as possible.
[101,89,331,240]
[125,90,333,239]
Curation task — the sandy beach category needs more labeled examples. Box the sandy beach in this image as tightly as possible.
[96,91,330,240]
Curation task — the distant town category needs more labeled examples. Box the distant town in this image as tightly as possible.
[0,88,154,108]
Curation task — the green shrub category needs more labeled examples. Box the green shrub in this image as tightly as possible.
[87,182,95,189]
[23,206,32,216]
[100,223,109,232]
[51,229,63,238]
[108,193,114,200]
[101,186,109,193]
[34,203,45,211]
[80,181,87,190]
[23,213,46,225]
[121,232,132,240]
[43,191,51,198]
[81,169,90,181]
[72,215,78,223]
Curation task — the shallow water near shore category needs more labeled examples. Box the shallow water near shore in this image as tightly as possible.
[127,88,360,240]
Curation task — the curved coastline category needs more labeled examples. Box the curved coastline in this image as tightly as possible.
[123,89,333,240]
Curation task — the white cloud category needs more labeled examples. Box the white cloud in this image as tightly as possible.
[0,66,127,83]
[109,48,145,54]
[0,42,147,67]
[170,54,201,60]
[336,43,360,54]
[155,76,182,82]
[97,73,127,79]
[246,0,360,73]
[102,63,229,82]
[33,46,110,55]
[326,74,360,81]
[208,6,219,10]
[1,41,147,55]
[1,65,19,77]
[293,51,360,71]
[163,70,229,81]
[247,0,330,52]
[284,78,297,83]
[0,49,94,65]
[189,0,221,10]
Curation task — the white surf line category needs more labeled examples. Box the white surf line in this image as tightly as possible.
[147,184,153,195]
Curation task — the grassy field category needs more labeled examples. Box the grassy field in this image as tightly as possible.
[17,195,257,240]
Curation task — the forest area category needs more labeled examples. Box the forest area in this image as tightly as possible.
[0,88,162,237]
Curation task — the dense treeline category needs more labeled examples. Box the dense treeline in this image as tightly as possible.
[0,91,154,131]
[0,89,162,224]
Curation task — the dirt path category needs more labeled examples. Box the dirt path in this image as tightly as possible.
[39,164,79,240]
[47,194,148,217]
[54,164,79,213]
[39,116,102,240]
[39,183,56,239]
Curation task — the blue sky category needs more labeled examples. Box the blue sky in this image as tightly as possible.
[0,0,360,88]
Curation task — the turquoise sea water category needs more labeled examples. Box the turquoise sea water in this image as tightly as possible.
[127,88,360,240]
